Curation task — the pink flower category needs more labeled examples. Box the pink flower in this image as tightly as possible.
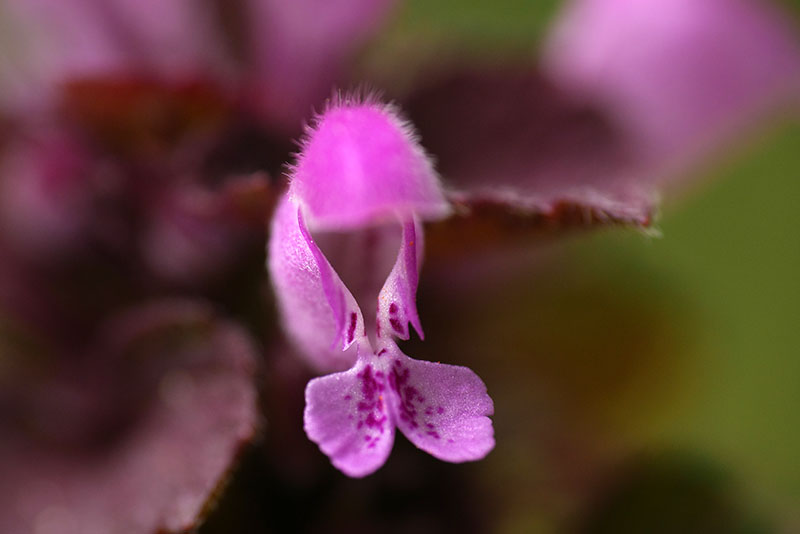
[268,96,494,477]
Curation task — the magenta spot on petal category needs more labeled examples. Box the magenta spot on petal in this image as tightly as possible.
[426,423,435,429]
[377,348,387,356]
[389,360,409,390]
[389,302,399,314]
[389,359,423,429]
[346,312,357,344]
[358,365,381,399]
[357,420,363,429]
[365,413,376,427]
[424,407,433,416]
[352,364,389,433]
[437,406,444,415]
[390,317,405,335]
[364,435,371,442]
[427,431,441,439]
[343,395,352,401]
[447,439,454,444]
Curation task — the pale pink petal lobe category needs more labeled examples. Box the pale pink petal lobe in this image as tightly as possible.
[388,352,495,463]
[304,357,396,478]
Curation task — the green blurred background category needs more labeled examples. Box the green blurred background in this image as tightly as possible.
[577,122,800,529]
[388,0,800,531]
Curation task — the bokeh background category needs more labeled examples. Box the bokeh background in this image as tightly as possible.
[211,2,800,532]
[0,0,798,533]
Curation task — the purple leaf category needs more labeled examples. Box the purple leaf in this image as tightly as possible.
[404,68,654,233]
[0,131,94,259]
[0,300,259,534]
[142,173,272,285]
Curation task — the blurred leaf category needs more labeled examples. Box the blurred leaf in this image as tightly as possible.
[62,78,232,158]
[576,451,771,534]
[404,67,653,261]
[0,300,260,534]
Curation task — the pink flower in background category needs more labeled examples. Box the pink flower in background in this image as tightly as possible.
[405,0,800,238]
[0,0,398,128]
[269,98,494,476]
[543,0,800,175]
